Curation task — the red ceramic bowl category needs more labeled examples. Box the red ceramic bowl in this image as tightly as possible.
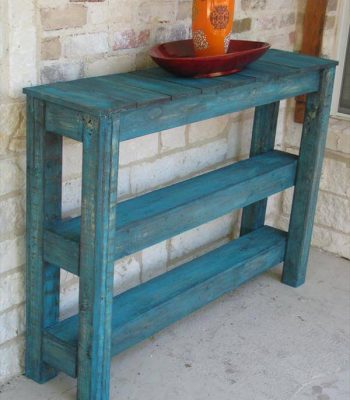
[150,39,270,78]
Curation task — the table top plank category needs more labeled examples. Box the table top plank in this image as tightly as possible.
[113,72,202,99]
[131,67,249,93]
[260,49,338,71]
[23,49,337,115]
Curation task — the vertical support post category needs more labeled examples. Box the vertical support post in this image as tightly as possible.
[240,101,280,235]
[282,67,336,287]
[26,97,62,382]
[77,113,120,400]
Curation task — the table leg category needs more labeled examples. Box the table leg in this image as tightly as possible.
[26,98,62,382]
[240,101,280,235]
[282,68,336,287]
[77,114,120,400]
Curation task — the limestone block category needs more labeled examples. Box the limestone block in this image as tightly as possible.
[0,305,25,344]
[41,37,61,60]
[326,119,350,154]
[119,134,159,166]
[141,241,168,282]
[64,32,108,57]
[155,22,190,44]
[8,0,37,96]
[85,54,136,77]
[41,62,83,84]
[169,214,234,261]
[320,156,350,197]
[160,126,187,153]
[114,255,141,295]
[0,236,25,275]
[0,270,24,313]
[113,29,151,50]
[254,15,278,31]
[0,196,25,238]
[241,0,267,12]
[63,141,82,180]
[177,1,192,21]
[312,225,350,260]
[130,138,228,194]
[87,7,108,26]
[315,192,350,234]
[41,5,87,31]
[227,117,253,160]
[232,18,252,33]
[138,1,177,24]
[118,166,131,199]
[62,178,82,217]
[188,115,229,144]
[0,156,25,197]
[60,286,79,320]
[108,1,133,23]
[0,103,25,157]
[0,338,24,384]
[283,186,350,235]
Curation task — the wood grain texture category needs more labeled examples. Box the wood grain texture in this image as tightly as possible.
[240,102,280,235]
[46,102,83,142]
[44,151,297,275]
[26,98,62,383]
[120,72,319,141]
[43,226,287,378]
[43,72,319,142]
[24,50,337,399]
[77,114,120,400]
[282,67,336,287]
[23,50,336,116]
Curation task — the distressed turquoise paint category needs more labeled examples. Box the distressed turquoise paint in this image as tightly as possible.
[44,150,297,275]
[240,101,280,235]
[77,114,120,399]
[24,50,337,400]
[282,67,336,287]
[26,98,62,383]
[43,226,287,378]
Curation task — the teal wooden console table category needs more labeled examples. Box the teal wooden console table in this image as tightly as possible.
[24,49,337,400]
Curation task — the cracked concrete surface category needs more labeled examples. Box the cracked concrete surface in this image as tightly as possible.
[0,248,349,400]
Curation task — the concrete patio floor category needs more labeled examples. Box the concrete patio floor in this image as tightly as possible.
[0,248,349,400]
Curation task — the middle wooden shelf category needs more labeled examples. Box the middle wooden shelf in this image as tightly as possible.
[44,150,298,276]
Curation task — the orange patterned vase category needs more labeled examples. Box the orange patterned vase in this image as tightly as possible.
[192,0,235,57]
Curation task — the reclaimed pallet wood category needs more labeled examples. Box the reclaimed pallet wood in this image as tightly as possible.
[43,226,287,378]
[26,98,62,383]
[23,49,334,116]
[282,67,336,287]
[240,101,280,235]
[24,48,337,400]
[77,114,120,399]
[44,150,297,275]
[120,72,319,141]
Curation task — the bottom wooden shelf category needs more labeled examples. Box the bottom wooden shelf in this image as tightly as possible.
[43,226,287,378]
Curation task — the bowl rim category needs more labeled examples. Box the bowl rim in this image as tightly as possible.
[150,39,271,61]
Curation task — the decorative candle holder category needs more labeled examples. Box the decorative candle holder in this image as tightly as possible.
[192,0,235,57]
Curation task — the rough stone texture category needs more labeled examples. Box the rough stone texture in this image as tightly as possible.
[119,134,159,166]
[0,0,348,386]
[64,32,109,57]
[113,29,151,50]
[41,37,61,60]
[232,18,252,33]
[41,5,87,31]
[41,62,84,84]
[160,126,187,153]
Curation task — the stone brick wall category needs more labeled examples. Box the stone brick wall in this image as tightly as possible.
[0,0,347,384]
[279,0,350,260]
